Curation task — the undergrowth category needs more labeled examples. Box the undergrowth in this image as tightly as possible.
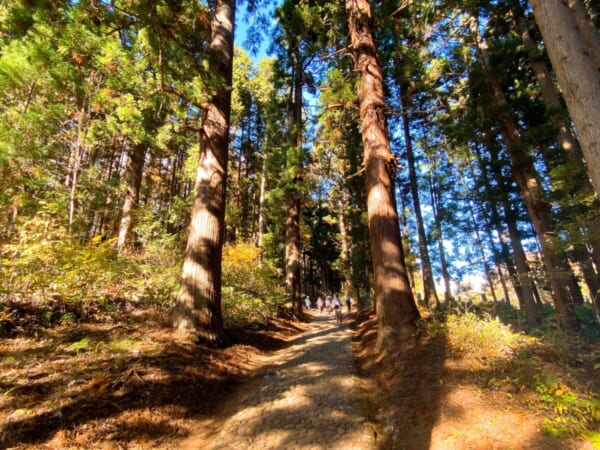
[221,242,287,329]
[1,225,287,334]
[422,308,600,446]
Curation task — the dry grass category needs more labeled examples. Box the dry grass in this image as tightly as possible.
[351,309,598,449]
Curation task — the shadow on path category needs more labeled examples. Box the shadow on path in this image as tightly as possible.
[180,314,374,449]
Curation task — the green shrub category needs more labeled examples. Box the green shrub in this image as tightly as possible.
[1,217,181,316]
[574,304,600,342]
[221,242,287,329]
[535,371,600,439]
[445,312,520,360]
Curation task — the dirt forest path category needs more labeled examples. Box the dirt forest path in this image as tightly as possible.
[179,313,375,450]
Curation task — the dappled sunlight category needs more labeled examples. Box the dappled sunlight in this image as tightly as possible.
[0,304,299,448]
[354,309,598,449]
[430,385,554,450]
[179,318,374,449]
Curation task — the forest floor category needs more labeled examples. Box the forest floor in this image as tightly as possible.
[0,298,308,449]
[352,308,599,450]
[0,298,598,449]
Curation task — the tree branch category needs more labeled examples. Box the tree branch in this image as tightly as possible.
[386,104,446,117]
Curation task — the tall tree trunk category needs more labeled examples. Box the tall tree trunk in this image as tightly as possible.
[484,223,512,304]
[511,1,600,303]
[171,0,235,345]
[530,0,600,197]
[566,0,600,69]
[469,14,578,330]
[572,244,600,303]
[257,153,267,268]
[338,201,352,284]
[338,200,360,300]
[488,188,526,309]
[284,44,304,316]
[465,154,513,304]
[346,0,420,351]
[487,138,541,324]
[117,143,146,253]
[67,106,87,233]
[400,90,439,309]
[472,145,520,306]
[511,0,586,170]
[503,197,541,320]
[285,195,302,313]
[428,171,453,303]
[399,193,418,291]
[462,186,499,304]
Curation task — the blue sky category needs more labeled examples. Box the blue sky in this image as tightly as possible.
[234,2,278,61]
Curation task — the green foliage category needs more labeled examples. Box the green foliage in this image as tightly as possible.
[106,337,144,354]
[221,242,287,329]
[534,372,600,439]
[424,310,600,443]
[1,214,181,309]
[574,304,600,342]
[445,312,520,359]
[68,337,90,352]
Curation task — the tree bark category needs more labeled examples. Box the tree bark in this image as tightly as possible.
[511,1,600,305]
[171,0,235,345]
[400,90,439,310]
[285,195,302,314]
[257,152,267,267]
[472,145,521,306]
[469,14,578,330]
[117,143,146,253]
[284,41,304,316]
[67,106,87,233]
[530,0,600,197]
[572,244,600,303]
[428,170,453,303]
[465,154,515,304]
[566,0,600,70]
[346,0,420,351]
[510,1,585,171]
[489,141,541,325]
[462,184,499,304]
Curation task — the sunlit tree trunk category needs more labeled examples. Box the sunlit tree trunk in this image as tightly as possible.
[530,0,600,197]
[171,0,235,345]
[346,0,420,351]
[572,244,600,301]
[483,175,525,308]
[461,183,499,304]
[510,1,585,170]
[67,106,87,233]
[338,201,351,282]
[566,0,600,69]
[117,143,146,253]
[468,147,513,305]
[338,199,360,299]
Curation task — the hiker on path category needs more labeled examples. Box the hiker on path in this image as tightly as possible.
[325,296,331,314]
[332,295,343,324]
[304,296,311,310]
[345,294,352,314]
[317,296,324,315]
